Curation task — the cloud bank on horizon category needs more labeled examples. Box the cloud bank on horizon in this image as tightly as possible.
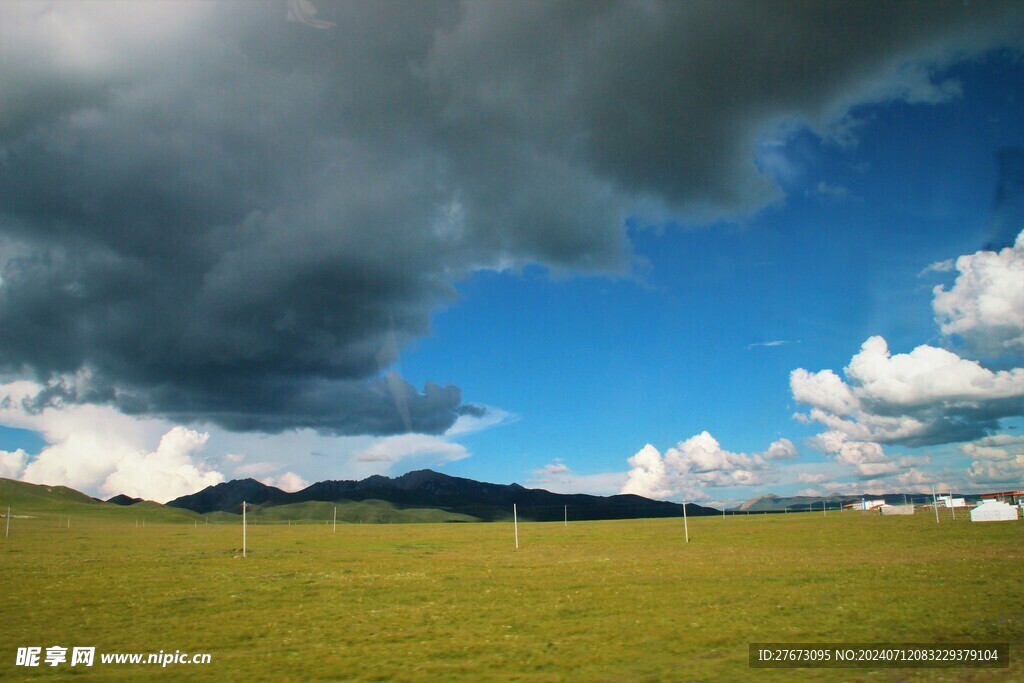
[789,233,1024,494]
[2,1,1024,501]
[617,232,1024,501]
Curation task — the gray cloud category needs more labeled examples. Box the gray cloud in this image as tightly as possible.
[1,1,1022,435]
[985,147,1024,251]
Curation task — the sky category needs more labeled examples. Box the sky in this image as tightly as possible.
[1,0,1023,505]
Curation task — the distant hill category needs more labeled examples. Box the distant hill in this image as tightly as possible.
[167,469,719,522]
[163,478,290,515]
[107,494,144,506]
[732,492,986,512]
[0,478,199,523]
[737,494,780,511]
[0,478,104,512]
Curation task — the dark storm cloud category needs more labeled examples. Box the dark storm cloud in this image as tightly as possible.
[985,147,1024,251]
[1,1,1022,435]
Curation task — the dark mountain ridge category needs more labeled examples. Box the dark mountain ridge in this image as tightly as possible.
[166,469,717,522]
[165,478,290,515]
[106,494,144,506]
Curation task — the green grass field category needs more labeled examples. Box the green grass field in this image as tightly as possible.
[247,499,482,525]
[1,501,1022,681]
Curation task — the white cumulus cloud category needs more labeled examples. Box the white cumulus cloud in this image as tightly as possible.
[807,430,900,479]
[792,336,1024,447]
[621,444,674,499]
[100,427,223,502]
[790,368,859,416]
[2,381,222,501]
[262,471,310,493]
[933,230,1024,358]
[621,432,798,500]
[793,232,1024,462]
[0,448,28,479]
[847,336,1024,409]
[20,411,158,496]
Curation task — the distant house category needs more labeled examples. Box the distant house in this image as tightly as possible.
[937,495,966,508]
[970,500,1020,522]
[979,490,1024,505]
[845,499,886,510]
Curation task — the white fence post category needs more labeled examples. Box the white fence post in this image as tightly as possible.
[682,499,689,543]
[513,504,519,550]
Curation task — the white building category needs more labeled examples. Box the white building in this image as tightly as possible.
[970,500,1020,522]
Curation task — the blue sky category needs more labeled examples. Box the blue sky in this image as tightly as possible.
[401,54,1024,501]
[1,2,1022,504]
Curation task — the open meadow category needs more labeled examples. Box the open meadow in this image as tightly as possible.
[2,507,1022,682]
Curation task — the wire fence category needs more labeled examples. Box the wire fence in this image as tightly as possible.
[1,492,1005,531]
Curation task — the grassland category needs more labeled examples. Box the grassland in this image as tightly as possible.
[1,505,1022,682]
[0,478,481,526]
[247,499,482,525]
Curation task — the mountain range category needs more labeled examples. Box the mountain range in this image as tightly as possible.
[2,470,983,524]
[165,469,718,522]
[154,471,990,520]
